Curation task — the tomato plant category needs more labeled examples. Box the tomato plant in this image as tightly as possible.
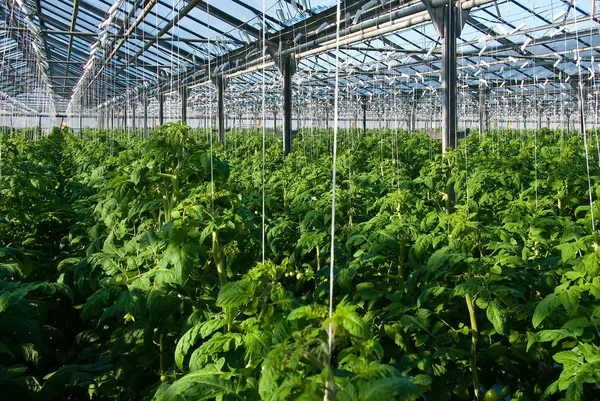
[1,125,599,400]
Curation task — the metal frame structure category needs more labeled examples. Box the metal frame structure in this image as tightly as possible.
[0,0,598,154]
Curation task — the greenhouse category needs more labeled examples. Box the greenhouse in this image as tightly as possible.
[1,0,600,400]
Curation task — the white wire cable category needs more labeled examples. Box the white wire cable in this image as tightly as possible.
[326,0,342,398]
[574,0,595,230]
[207,1,215,215]
[261,0,266,265]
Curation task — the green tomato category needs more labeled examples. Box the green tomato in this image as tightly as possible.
[501,385,511,398]
[484,389,501,401]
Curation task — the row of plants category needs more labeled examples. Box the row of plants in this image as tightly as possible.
[1,125,599,400]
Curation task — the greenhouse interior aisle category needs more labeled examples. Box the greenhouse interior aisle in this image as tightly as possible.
[1,0,600,400]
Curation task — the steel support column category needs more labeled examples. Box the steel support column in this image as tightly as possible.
[215,75,226,145]
[441,9,457,151]
[479,89,485,135]
[577,83,586,134]
[423,0,467,152]
[180,87,188,125]
[282,55,293,156]
[423,0,468,213]
[158,94,165,126]
[132,102,136,131]
[409,91,421,134]
[124,103,128,130]
[143,96,148,137]
[361,95,367,134]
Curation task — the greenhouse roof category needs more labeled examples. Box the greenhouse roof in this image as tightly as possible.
[0,0,598,116]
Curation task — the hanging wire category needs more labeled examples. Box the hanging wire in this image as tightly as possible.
[326,0,342,398]
[261,0,266,265]
[459,29,469,214]
[572,0,595,230]
[207,1,215,215]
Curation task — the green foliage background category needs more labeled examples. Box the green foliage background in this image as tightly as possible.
[1,124,599,400]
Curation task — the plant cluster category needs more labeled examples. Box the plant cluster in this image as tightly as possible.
[1,125,599,401]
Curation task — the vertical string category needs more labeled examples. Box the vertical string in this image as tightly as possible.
[207,1,214,215]
[261,0,266,265]
[573,0,595,230]
[534,128,538,210]
[326,0,342,398]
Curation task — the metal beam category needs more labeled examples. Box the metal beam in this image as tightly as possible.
[63,0,80,90]
[85,0,160,94]
[158,93,165,126]
[180,86,188,124]
[574,81,586,133]
[143,95,148,137]
[478,88,485,135]
[111,0,204,79]
[361,95,367,134]
[188,0,261,39]
[0,27,235,43]
[216,75,226,145]
[282,55,293,156]
[132,101,137,131]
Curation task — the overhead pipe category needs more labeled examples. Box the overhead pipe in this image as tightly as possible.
[215,0,496,83]
[283,0,496,57]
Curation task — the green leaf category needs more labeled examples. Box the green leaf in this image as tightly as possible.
[37,357,112,399]
[555,242,579,262]
[0,291,9,313]
[335,301,370,339]
[411,374,432,387]
[0,248,32,277]
[57,257,81,272]
[559,286,582,316]
[156,373,240,401]
[175,319,226,372]
[589,278,600,300]
[81,288,111,321]
[565,379,583,401]
[175,325,203,372]
[158,240,198,285]
[216,281,251,309]
[528,329,572,351]
[199,318,226,339]
[533,293,559,328]
[0,364,28,380]
[357,377,422,400]
[553,351,583,365]
[486,299,506,335]
[0,342,14,357]
[427,247,467,270]
[287,304,327,321]
[417,285,444,309]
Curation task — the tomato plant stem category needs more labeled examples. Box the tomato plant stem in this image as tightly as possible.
[159,333,166,375]
[466,293,480,400]
[212,231,227,287]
